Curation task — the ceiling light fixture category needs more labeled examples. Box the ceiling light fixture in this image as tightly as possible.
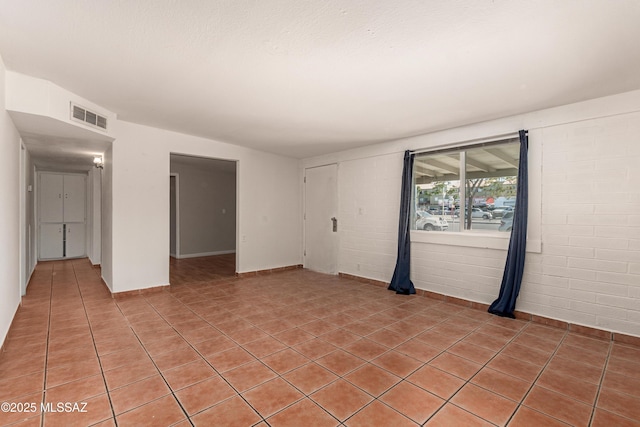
[93,156,104,169]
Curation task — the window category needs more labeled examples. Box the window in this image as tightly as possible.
[412,137,520,233]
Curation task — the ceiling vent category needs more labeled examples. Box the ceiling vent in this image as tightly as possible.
[70,103,108,131]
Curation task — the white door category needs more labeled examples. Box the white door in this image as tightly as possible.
[305,164,338,274]
[40,223,63,259]
[39,173,63,223]
[65,223,85,258]
[38,172,87,260]
[63,174,86,222]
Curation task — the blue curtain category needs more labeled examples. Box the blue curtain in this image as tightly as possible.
[489,130,529,317]
[388,151,416,295]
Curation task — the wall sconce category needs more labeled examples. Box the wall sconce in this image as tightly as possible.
[93,156,104,169]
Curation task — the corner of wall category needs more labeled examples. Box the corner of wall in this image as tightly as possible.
[0,53,23,347]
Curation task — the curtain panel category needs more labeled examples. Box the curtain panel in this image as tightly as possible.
[388,150,416,295]
[488,130,529,318]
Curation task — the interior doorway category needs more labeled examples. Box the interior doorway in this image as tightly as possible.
[169,154,237,285]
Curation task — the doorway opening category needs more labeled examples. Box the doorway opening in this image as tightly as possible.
[169,154,237,285]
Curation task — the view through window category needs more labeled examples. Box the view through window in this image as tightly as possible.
[413,138,520,233]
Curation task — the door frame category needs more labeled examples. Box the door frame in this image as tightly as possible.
[168,153,239,274]
[169,173,180,258]
[19,142,27,295]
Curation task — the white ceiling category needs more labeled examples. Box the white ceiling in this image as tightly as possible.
[1,0,639,159]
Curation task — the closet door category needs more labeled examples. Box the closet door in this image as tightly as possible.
[63,174,86,223]
[39,173,63,223]
[65,224,85,258]
[40,223,63,259]
[38,172,87,260]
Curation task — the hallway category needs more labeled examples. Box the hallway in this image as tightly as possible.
[1,258,639,426]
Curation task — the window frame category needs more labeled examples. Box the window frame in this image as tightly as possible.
[410,133,541,253]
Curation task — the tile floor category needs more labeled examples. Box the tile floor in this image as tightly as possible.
[1,257,639,427]
[169,254,236,285]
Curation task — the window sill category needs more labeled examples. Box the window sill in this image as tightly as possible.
[411,230,542,253]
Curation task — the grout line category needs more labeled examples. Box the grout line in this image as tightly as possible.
[124,285,264,424]
[71,258,119,426]
[39,262,54,427]
[380,313,567,425]
[110,296,194,425]
[499,324,569,427]
[588,339,613,426]
[142,283,382,425]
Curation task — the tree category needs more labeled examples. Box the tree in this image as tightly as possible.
[421,181,457,210]
[464,176,517,229]
[465,178,484,229]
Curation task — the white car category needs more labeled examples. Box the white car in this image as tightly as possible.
[416,211,449,231]
[454,208,493,220]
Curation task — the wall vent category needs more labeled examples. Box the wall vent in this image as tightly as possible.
[70,103,108,131]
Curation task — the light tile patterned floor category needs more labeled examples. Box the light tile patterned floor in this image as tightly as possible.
[1,257,639,426]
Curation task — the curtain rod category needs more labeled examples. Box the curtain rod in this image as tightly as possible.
[409,131,522,155]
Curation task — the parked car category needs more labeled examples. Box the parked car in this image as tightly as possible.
[455,208,492,220]
[416,211,449,231]
[491,206,513,218]
[499,211,514,231]
[427,206,443,214]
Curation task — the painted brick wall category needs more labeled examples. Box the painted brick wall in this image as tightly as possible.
[412,242,510,302]
[338,153,403,281]
[517,112,640,336]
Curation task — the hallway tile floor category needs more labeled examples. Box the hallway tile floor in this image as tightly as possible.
[1,258,639,426]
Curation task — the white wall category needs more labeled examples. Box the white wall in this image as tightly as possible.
[0,56,22,346]
[521,113,640,334]
[170,160,236,257]
[303,90,640,337]
[107,120,301,293]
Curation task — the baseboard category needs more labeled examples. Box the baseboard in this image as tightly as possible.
[338,272,640,346]
[24,264,36,292]
[112,284,170,299]
[175,250,236,259]
[339,272,388,287]
[236,264,303,278]
[0,302,22,355]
